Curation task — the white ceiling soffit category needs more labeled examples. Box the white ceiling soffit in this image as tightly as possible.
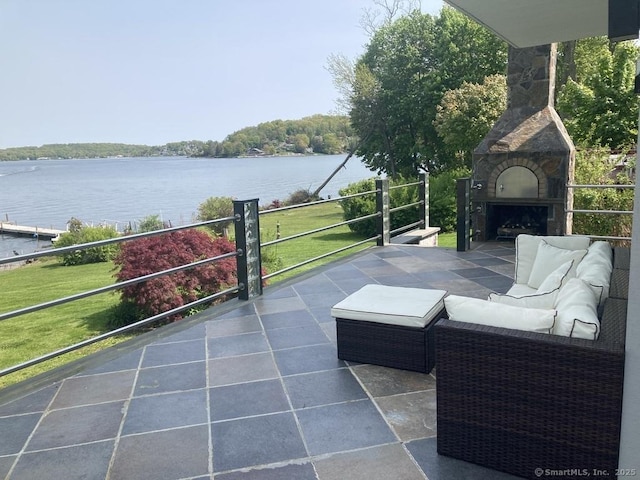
[443,0,608,48]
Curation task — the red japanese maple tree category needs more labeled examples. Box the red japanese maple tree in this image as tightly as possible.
[114,229,237,321]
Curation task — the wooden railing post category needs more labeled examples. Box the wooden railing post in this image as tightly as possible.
[233,199,263,300]
[376,178,390,246]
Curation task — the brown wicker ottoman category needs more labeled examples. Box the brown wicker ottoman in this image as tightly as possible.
[331,285,447,373]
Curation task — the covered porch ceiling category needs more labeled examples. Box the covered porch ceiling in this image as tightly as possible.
[443,0,639,47]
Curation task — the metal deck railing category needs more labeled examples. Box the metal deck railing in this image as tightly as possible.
[0,174,430,378]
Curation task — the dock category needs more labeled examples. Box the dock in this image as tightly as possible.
[0,223,64,240]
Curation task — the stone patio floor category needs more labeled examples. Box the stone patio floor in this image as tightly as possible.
[0,242,523,480]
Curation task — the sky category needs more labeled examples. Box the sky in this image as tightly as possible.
[0,0,444,149]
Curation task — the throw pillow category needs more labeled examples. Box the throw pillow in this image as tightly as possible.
[444,295,556,334]
[488,260,573,309]
[553,278,600,340]
[536,259,575,293]
[527,241,586,289]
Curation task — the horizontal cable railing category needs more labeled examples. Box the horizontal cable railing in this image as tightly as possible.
[0,174,430,378]
[260,189,379,215]
[259,176,428,281]
[0,218,243,378]
[0,251,239,323]
[566,183,635,242]
[261,214,381,248]
[259,190,381,281]
[0,285,239,377]
[0,216,237,267]
[262,236,380,280]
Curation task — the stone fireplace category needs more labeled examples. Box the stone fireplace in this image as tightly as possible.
[471,44,575,241]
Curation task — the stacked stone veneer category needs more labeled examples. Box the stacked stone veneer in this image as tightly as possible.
[472,44,575,240]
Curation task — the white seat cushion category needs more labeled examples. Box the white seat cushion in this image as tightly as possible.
[506,283,538,297]
[444,295,556,334]
[515,234,591,285]
[331,284,447,328]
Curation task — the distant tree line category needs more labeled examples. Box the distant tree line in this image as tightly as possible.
[193,114,356,158]
[0,141,205,161]
[0,115,355,161]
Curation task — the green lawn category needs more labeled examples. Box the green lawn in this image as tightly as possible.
[0,259,130,388]
[0,202,456,388]
[259,202,374,281]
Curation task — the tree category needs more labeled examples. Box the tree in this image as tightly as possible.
[197,197,234,236]
[359,0,422,37]
[556,38,639,149]
[434,74,507,168]
[114,230,237,323]
[348,8,507,177]
[293,133,310,153]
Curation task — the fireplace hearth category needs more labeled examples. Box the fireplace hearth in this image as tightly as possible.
[471,44,575,242]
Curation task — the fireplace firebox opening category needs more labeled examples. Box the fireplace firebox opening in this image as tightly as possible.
[487,204,549,240]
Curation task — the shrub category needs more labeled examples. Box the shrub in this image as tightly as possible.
[429,167,471,233]
[338,176,424,237]
[136,214,168,233]
[261,199,283,210]
[55,221,120,265]
[113,229,237,324]
[284,189,320,206]
[197,196,234,236]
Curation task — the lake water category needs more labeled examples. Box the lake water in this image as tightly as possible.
[0,155,374,258]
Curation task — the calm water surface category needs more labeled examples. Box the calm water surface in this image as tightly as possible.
[0,155,374,258]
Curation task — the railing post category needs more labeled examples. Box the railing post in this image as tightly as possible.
[419,172,429,228]
[376,178,390,246]
[456,177,471,252]
[233,199,263,300]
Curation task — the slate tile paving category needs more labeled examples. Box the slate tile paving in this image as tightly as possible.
[0,243,517,479]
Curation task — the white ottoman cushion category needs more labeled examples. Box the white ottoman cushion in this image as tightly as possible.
[331,284,447,328]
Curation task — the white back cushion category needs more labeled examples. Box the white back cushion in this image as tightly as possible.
[527,241,586,289]
[444,295,556,334]
[576,241,613,307]
[515,234,591,285]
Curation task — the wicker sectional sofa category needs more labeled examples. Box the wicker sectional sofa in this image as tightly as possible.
[434,243,629,480]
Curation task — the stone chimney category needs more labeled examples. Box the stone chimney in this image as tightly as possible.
[471,44,575,241]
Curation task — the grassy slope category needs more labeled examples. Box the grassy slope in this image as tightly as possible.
[0,203,455,388]
[0,259,128,387]
[259,202,373,280]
